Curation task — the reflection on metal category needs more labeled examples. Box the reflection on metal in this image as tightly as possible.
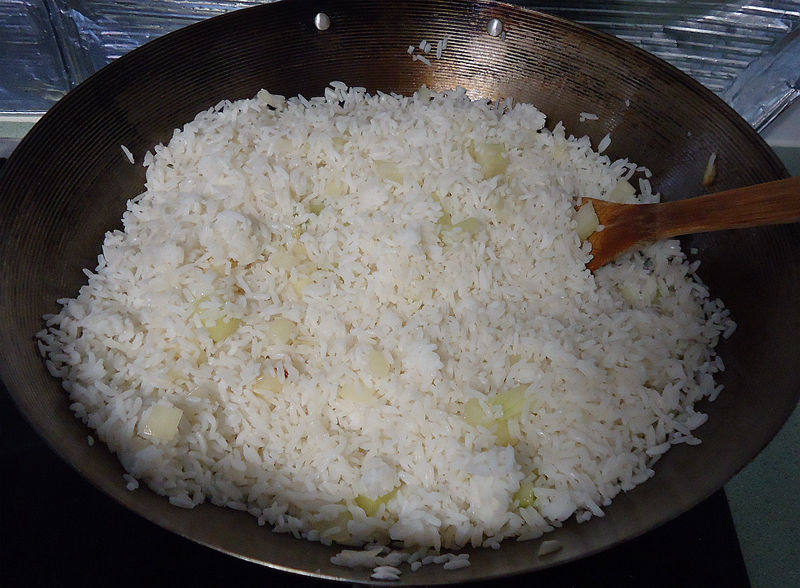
[313,11,331,31]
[487,17,504,37]
[1,1,798,126]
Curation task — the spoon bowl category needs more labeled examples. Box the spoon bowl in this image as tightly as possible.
[583,176,800,270]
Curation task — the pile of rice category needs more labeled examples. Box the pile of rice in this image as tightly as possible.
[37,83,733,573]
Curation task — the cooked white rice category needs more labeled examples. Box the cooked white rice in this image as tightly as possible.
[597,133,611,154]
[409,37,448,66]
[37,84,734,569]
[121,144,134,164]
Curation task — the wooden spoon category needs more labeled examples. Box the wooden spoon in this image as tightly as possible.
[581,176,800,270]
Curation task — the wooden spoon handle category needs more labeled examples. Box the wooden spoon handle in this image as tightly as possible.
[653,176,800,240]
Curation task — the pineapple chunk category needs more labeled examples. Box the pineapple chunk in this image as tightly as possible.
[367,348,391,379]
[575,202,600,240]
[267,317,294,344]
[270,249,296,270]
[374,161,403,183]
[324,179,349,197]
[607,180,636,203]
[492,384,529,419]
[463,398,493,427]
[167,368,183,382]
[494,419,519,446]
[139,404,183,442]
[470,142,509,178]
[339,380,375,403]
[291,242,308,260]
[514,475,538,508]
[207,317,240,343]
[291,276,313,296]
[194,296,240,343]
[355,486,399,517]
[254,373,283,394]
[454,217,481,235]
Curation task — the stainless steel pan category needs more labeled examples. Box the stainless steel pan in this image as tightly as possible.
[0,0,797,583]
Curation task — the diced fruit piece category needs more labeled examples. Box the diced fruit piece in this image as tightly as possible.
[454,217,481,235]
[367,348,391,379]
[254,373,283,394]
[139,404,183,442]
[267,317,294,344]
[470,142,509,178]
[607,180,636,203]
[575,202,600,240]
[492,196,513,222]
[375,161,404,183]
[207,317,240,343]
[340,380,374,403]
[291,242,308,259]
[355,487,399,517]
[463,398,493,427]
[324,179,348,197]
[432,192,452,225]
[492,385,528,419]
[188,384,215,399]
[270,249,296,270]
[292,276,313,296]
[494,418,518,446]
[194,296,241,343]
[514,475,538,508]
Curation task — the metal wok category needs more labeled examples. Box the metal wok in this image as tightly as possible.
[0,0,797,583]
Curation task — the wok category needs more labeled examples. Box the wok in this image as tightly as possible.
[0,0,797,583]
